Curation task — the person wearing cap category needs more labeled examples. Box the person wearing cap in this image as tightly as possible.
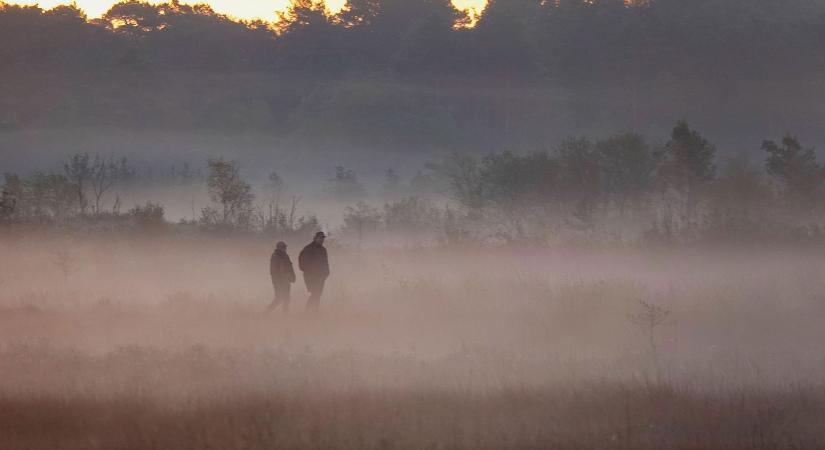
[298,231,330,311]
[267,241,296,313]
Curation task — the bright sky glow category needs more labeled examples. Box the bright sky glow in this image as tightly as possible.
[5,0,488,21]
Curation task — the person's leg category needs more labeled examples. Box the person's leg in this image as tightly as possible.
[281,284,291,314]
[306,279,325,311]
[266,283,282,313]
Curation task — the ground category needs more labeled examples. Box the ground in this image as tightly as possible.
[1,234,824,449]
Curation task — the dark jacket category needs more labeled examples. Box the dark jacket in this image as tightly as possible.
[299,242,329,279]
[270,249,296,286]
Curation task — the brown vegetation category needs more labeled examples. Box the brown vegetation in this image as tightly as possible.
[1,234,824,448]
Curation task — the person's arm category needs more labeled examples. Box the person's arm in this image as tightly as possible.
[287,256,297,283]
[270,253,278,282]
[298,247,307,273]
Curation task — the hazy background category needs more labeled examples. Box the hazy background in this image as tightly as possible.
[4,2,825,448]
[3,0,825,178]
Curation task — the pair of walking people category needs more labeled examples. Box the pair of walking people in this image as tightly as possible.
[267,231,329,313]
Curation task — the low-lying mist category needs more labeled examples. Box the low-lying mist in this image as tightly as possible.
[2,233,825,448]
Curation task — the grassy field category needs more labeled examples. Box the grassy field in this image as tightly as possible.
[1,234,824,449]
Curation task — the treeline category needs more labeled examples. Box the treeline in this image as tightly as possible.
[4,0,821,79]
[2,0,825,148]
[424,122,825,245]
[3,122,825,246]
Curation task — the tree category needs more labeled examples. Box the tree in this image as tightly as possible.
[383,196,442,238]
[382,168,402,198]
[23,172,77,220]
[204,158,255,228]
[276,0,344,74]
[662,121,716,189]
[0,175,20,223]
[261,170,288,223]
[90,155,118,215]
[555,137,603,224]
[472,0,541,77]
[479,151,558,210]
[63,153,93,216]
[597,132,658,214]
[708,154,771,227]
[658,121,716,222]
[763,134,822,207]
[428,153,485,211]
[337,0,467,70]
[103,1,167,35]
[129,202,166,232]
[325,166,367,202]
[342,201,382,249]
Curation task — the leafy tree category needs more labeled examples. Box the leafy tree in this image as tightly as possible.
[23,172,77,220]
[709,154,771,223]
[276,0,344,73]
[479,151,558,208]
[103,1,167,35]
[597,133,658,213]
[555,137,603,221]
[204,158,255,228]
[662,121,716,187]
[0,175,22,222]
[383,196,442,237]
[342,201,381,248]
[337,0,467,70]
[325,166,367,202]
[472,0,541,76]
[763,134,822,206]
[428,153,485,211]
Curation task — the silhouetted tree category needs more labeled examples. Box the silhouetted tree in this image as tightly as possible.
[763,134,822,207]
[659,121,716,220]
[555,137,603,223]
[276,0,344,74]
[204,158,255,228]
[63,153,93,216]
[342,201,381,248]
[326,166,367,202]
[597,133,658,214]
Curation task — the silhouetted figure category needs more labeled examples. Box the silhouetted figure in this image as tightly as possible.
[267,241,296,313]
[299,232,330,311]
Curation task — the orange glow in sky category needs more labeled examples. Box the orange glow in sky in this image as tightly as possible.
[6,0,488,21]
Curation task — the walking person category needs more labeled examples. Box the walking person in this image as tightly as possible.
[267,241,296,313]
[299,232,330,311]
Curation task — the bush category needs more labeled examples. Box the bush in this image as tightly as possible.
[129,202,166,231]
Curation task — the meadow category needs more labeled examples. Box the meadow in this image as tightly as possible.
[1,234,824,449]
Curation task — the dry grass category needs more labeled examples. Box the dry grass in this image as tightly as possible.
[1,234,825,448]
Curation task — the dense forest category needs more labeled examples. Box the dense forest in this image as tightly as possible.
[2,0,825,151]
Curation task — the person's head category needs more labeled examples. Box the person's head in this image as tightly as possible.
[313,231,326,245]
[276,241,287,251]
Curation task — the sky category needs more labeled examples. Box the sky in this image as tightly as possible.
[6,0,488,21]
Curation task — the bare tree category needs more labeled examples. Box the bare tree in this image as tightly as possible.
[53,249,78,284]
[263,171,287,223]
[628,299,671,384]
[90,155,117,215]
[63,153,93,216]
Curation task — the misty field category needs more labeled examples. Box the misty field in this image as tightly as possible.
[2,234,825,449]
